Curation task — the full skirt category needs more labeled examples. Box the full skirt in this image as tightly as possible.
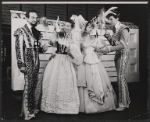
[41,54,80,114]
[77,61,117,113]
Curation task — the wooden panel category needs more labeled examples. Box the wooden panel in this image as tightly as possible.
[108,71,117,77]
[46,4,67,21]
[107,52,115,55]
[39,67,45,74]
[2,4,20,24]
[2,25,11,36]
[110,77,117,82]
[127,29,139,82]
[22,4,45,18]
[105,67,116,72]
[10,11,27,91]
[102,61,115,68]
[39,53,52,61]
[101,55,115,61]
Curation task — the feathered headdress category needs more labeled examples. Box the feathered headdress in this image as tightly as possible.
[89,7,118,37]
[89,7,118,31]
[70,14,88,32]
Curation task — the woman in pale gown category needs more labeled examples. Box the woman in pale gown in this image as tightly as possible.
[77,20,117,113]
[41,19,83,114]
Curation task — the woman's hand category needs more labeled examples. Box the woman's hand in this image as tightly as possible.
[42,44,48,52]
[97,52,103,59]
[100,46,110,54]
[95,46,109,54]
[104,31,112,41]
[94,46,100,53]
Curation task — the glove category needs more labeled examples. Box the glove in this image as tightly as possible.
[104,33,112,40]
[42,44,48,52]
[104,33,119,46]
[108,44,124,52]
[95,46,110,54]
[100,46,110,54]
[104,31,114,45]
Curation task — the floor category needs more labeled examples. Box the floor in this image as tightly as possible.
[1,80,149,121]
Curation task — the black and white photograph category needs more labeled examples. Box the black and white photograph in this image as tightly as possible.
[1,1,149,121]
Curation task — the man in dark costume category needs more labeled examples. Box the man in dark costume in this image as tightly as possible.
[14,10,47,120]
[95,10,130,111]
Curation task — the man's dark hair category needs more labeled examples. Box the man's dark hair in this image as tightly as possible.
[107,10,120,19]
[26,10,37,18]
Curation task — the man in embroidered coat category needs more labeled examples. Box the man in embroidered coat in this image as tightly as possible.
[95,10,130,111]
[14,10,47,120]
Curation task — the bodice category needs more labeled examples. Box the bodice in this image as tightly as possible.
[82,43,95,55]
[82,42,100,64]
[55,41,68,54]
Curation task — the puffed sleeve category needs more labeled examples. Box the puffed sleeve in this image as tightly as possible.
[69,43,83,65]
[14,28,26,69]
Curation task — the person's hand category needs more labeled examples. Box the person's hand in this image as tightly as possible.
[97,52,103,59]
[20,67,26,74]
[42,44,48,52]
[101,46,110,54]
[94,46,100,53]
[104,31,112,41]
[95,46,109,54]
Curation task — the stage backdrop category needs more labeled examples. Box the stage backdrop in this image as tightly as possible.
[10,10,139,91]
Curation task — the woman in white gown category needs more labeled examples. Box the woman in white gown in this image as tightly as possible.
[41,19,83,114]
[77,19,117,113]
